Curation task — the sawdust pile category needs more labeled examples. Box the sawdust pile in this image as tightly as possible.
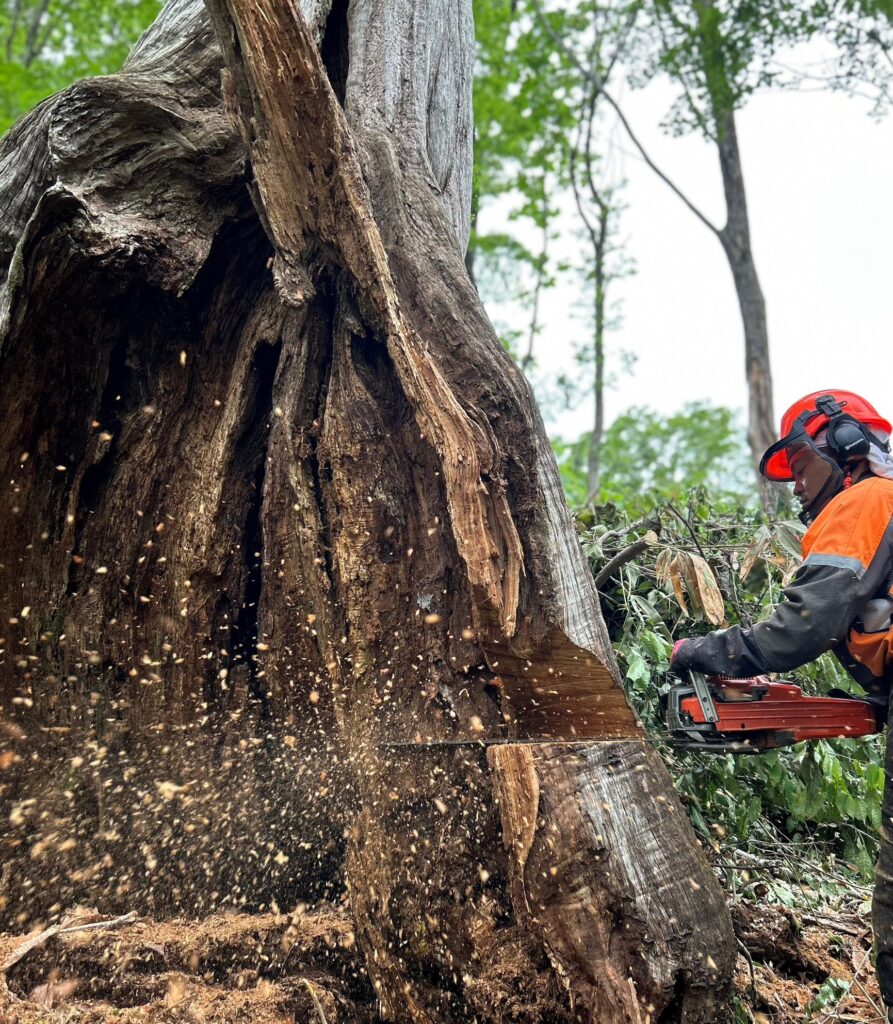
[0,905,372,1023]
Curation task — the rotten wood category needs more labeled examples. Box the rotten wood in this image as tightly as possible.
[206,0,525,639]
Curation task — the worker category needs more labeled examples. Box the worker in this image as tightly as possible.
[670,389,893,1018]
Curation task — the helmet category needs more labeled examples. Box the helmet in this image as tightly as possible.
[760,390,892,482]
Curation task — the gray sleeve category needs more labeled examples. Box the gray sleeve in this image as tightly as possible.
[750,561,865,670]
[675,561,871,678]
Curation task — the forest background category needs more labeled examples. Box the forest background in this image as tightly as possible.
[2,0,892,916]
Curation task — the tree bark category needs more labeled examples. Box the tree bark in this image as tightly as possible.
[0,0,735,1019]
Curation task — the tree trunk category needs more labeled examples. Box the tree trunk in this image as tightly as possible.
[586,215,608,505]
[0,0,735,1019]
[714,110,785,514]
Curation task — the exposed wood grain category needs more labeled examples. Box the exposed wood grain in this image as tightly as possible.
[491,741,736,1023]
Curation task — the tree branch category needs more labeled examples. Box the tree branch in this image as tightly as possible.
[531,0,722,239]
[594,533,656,589]
[522,176,548,372]
[571,69,609,503]
[23,0,52,67]
[652,8,718,145]
[1,912,138,972]
[6,0,23,62]
[667,501,709,563]
[31,0,59,67]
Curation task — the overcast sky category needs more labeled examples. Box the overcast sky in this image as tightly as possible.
[479,51,893,443]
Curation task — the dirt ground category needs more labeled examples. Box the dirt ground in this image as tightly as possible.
[0,900,884,1023]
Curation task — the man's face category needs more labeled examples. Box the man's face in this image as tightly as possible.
[788,443,834,512]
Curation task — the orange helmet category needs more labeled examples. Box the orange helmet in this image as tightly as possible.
[760,390,892,481]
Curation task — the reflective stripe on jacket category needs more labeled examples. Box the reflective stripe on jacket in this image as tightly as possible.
[673,476,893,694]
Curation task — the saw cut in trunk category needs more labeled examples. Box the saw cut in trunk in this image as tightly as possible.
[0,0,734,1019]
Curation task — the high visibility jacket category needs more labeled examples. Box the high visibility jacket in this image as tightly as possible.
[674,475,893,696]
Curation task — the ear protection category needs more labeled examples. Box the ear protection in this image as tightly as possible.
[814,395,876,465]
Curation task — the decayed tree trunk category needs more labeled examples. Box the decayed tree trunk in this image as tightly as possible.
[0,0,734,1019]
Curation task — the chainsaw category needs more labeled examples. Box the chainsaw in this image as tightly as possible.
[662,671,884,754]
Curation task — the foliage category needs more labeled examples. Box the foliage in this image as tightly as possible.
[581,490,884,892]
[0,0,162,134]
[554,401,754,512]
[470,0,893,277]
[470,1,578,278]
[626,1,893,136]
[627,1,809,137]
[789,0,893,116]
[471,0,633,429]
[806,975,852,1019]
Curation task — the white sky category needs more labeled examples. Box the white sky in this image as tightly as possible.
[479,59,893,443]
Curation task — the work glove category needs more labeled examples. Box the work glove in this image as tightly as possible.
[668,638,688,676]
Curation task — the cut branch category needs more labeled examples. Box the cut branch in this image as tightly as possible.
[1,912,138,973]
[593,532,657,589]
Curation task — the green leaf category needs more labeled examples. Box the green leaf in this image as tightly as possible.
[0,1,164,135]
[624,648,650,686]
[638,629,670,661]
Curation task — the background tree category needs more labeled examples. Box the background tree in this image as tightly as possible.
[555,400,752,512]
[562,2,634,503]
[528,0,795,512]
[0,0,734,1019]
[532,0,893,512]
[469,0,574,360]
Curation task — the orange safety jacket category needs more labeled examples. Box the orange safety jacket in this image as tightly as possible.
[673,475,893,697]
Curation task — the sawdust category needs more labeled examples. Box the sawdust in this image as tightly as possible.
[0,905,374,1024]
[733,901,886,1023]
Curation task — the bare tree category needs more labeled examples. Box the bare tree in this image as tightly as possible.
[0,0,734,1018]
[533,0,784,513]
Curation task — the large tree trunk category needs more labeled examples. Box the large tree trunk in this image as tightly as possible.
[0,0,735,1019]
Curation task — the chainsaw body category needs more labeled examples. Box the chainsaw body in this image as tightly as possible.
[664,672,881,754]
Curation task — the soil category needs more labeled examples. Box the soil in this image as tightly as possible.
[0,899,884,1023]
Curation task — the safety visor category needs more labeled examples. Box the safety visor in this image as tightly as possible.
[759,413,826,482]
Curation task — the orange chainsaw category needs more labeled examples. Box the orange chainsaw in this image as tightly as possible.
[663,671,884,754]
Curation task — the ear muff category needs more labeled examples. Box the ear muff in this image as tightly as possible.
[825,416,872,463]
[813,394,874,465]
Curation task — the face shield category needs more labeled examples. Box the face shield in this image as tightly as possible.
[759,413,826,482]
